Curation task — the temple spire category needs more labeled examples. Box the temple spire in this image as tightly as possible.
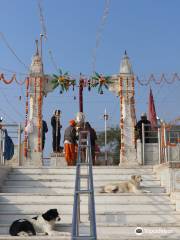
[35,39,39,56]
[30,40,43,75]
[120,51,133,74]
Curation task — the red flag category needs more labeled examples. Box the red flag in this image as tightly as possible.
[148,88,157,127]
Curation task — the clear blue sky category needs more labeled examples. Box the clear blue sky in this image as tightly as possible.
[0,0,180,156]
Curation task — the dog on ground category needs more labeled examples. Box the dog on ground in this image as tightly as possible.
[9,209,71,237]
[100,175,151,194]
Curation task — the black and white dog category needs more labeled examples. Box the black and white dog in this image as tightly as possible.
[9,209,70,237]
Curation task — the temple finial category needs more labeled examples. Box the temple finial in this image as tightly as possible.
[120,51,133,74]
[35,39,39,56]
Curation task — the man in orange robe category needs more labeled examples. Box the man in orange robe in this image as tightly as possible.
[64,120,78,166]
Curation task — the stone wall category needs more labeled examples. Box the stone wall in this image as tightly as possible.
[137,142,180,165]
[153,163,180,211]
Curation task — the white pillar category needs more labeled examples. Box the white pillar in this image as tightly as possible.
[119,52,137,165]
[108,52,138,166]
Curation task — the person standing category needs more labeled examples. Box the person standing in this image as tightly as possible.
[51,110,62,152]
[42,120,48,151]
[85,122,97,165]
[135,112,151,143]
[64,120,78,166]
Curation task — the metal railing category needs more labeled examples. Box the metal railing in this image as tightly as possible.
[141,123,180,164]
[72,131,97,240]
[0,123,22,166]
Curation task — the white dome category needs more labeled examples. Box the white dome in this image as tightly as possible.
[120,51,133,74]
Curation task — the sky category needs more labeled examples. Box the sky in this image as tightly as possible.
[0,0,180,156]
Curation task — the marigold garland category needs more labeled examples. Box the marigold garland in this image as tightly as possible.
[37,77,43,152]
[119,76,125,156]
[91,72,112,94]
[0,73,27,85]
[52,69,76,94]
[34,78,37,104]
[24,77,29,158]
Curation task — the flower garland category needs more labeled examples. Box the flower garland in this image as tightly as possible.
[91,72,112,94]
[34,77,37,104]
[24,77,29,158]
[136,73,180,86]
[119,76,125,156]
[37,77,43,152]
[126,77,129,101]
[52,69,113,95]
[131,76,136,146]
[0,73,16,84]
[0,73,27,85]
[52,69,76,94]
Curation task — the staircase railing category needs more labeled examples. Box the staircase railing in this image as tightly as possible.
[72,131,97,240]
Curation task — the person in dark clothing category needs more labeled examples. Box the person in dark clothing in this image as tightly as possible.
[0,117,3,128]
[42,120,48,151]
[51,110,62,152]
[64,120,78,165]
[135,113,151,143]
[85,122,97,165]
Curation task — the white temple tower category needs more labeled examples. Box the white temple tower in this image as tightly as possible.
[24,42,44,166]
[119,51,137,165]
[23,41,57,166]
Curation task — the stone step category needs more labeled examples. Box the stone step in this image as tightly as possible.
[0,211,180,225]
[0,236,178,240]
[1,185,165,194]
[7,173,157,181]
[0,223,180,238]
[3,179,161,187]
[10,167,154,175]
[0,202,175,212]
[0,236,71,240]
[0,193,171,204]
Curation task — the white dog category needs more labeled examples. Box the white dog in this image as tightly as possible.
[9,209,71,237]
[100,175,151,194]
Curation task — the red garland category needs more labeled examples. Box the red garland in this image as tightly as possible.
[0,73,16,84]
[34,78,36,104]
[37,77,43,152]
[24,77,29,158]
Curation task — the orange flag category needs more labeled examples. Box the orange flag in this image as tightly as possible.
[148,88,157,128]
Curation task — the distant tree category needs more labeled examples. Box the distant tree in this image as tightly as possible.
[96,126,120,165]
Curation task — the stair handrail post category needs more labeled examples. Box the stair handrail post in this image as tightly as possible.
[142,123,145,165]
[72,147,81,238]
[87,133,97,238]
[158,127,161,164]
[164,123,168,163]
[18,123,22,166]
[71,130,97,240]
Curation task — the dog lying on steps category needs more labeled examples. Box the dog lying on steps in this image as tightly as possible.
[9,209,71,237]
[100,175,151,194]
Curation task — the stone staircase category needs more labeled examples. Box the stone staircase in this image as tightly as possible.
[0,166,179,239]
